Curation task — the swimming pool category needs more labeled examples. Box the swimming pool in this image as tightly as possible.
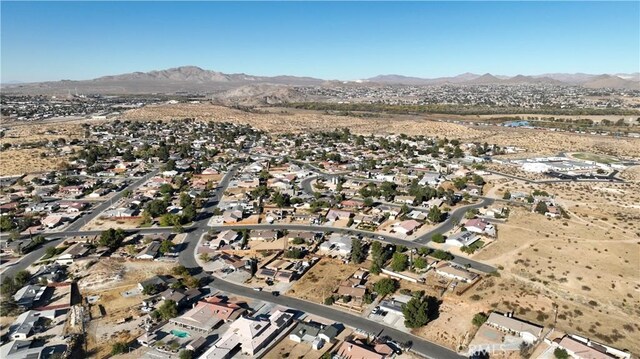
[170,329,190,338]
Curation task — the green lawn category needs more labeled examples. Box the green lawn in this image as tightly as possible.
[571,152,618,164]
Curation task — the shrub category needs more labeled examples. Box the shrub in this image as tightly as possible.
[472,312,488,327]
[431,233,445,243]
[324,296,335,305]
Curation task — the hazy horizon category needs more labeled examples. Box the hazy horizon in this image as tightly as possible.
[2,1,639,83]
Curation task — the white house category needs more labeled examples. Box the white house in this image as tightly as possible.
[486,312,543,344]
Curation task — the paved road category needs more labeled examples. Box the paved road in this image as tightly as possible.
[197,272,465,359]
[2,168,160,277]
[65,168,160,232]
[414,197,494,243]
[3,164,477,358]
[177,168,466,359]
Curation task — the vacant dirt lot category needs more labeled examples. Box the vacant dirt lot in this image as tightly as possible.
[0,149,71,176]
[471,204,639,354]
[287,257,364,304]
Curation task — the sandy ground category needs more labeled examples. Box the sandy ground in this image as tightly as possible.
[1,121,84,145]
[0,148,71,176]
[78,260,175,358]
[81,217,144,231]
[619,165,640,182]
[287,258,364,304]
[123,104,640,158]
[471,205,639,354]
[124,103,485,139]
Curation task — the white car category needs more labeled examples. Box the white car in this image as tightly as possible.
[253,287,262,291]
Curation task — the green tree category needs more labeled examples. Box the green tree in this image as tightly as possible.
[553,348,569,359]
[0,216,14,231]
[141,211,152,225]
[472,312,488,327]
[157,300,178,320]
[428,205,443,223]
[146,199,168,218]
[1,276,17,296]
[182,205,197,223]
[369,241,388,274]
[413,256,428,269]
[502,191,511,200]
[285,248,305,259]
[324,296,335,305]
[363,197,374,207]
[14,270,31,287]
[390,252,408,272]
[453,177,468,190]
[180,193,192,208]
[99,228,126,250]
[373,278,399,297]
[160,213,181,227]
[402,295,440,328]
[159,240,174,254]
[111,342,128,355]
[431,250,454,260]
[431,233,445,243]
[535,201,549,214]
[179,350,194,359]
[350,238,366,264]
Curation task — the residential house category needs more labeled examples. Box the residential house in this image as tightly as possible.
[137,275,178,292]
[407,210,427,221]
[169,296,245,333]
[199,310,294,358]
[465,218,496,237]
[319,234,352,258]
[41,215,64,229]
[289,321,342,349]
[445,231,481,248]
[418,172,443,186]
[394,219,422,235]
[9,310,59,340]
[554,335,631,359]
[486,312,543,344]
[56,242,91,265]
[394,195,414,205]
[250,230,279,241]
[222,208,243,223]
[435,264,478,283]
[13,285,47,309]
[335,340,388,359]
[326,209,353,222]
[136,241,161,260]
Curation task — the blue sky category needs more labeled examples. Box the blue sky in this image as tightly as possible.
[1,1,639,82]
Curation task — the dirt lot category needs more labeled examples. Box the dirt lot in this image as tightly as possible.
[287,257,365,304]
[77,259,175,358]
[81,217,144,231]
[470,204,640,354]
[0,148,71,176]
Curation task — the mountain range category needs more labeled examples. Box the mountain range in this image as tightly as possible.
[2,66,639,94]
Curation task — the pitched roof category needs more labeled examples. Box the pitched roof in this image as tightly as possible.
[336,341,385,359]
[487,312,543,337]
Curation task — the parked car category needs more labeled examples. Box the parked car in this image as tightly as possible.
[272,291,280,296]
[253,287,262,291]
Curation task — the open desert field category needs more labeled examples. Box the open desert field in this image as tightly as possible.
[0,148,72,176]
[123,103,485,139]
[471,201,639,354]
[124,104,640,158]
